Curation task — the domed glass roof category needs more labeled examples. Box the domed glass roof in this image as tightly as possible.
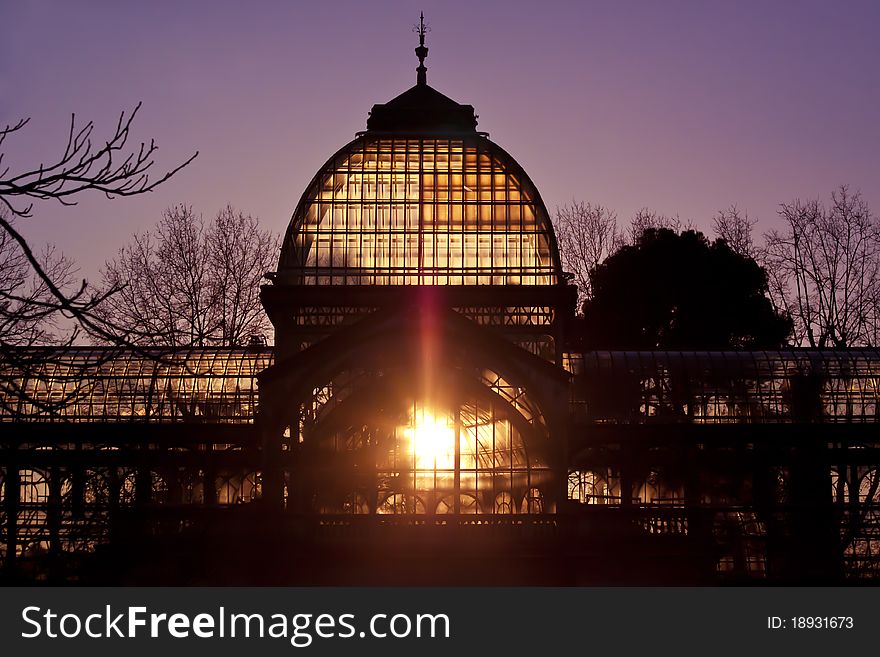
[278,131,563,286]
[277,28,562,287]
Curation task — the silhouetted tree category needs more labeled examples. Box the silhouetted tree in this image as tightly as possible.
[208,206,279,346]
[0,104,197,343]
[763,186,879,348]
[554,201,623,303]
[0,208,75,346]
[97,204,279,346]
[713,205,758,259]
[628,208,690,243]
[555,203,695,306]
[581,228,791,349]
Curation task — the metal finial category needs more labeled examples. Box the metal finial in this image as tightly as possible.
[413,12,429,85]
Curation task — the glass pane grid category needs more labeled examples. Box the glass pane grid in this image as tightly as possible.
[282,136,561,286]
[568,350,880,424]
[1,348,274,423]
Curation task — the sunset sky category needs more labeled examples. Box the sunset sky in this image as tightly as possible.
[2,0,878,283]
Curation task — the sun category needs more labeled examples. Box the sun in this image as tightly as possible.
[403,406,456,470]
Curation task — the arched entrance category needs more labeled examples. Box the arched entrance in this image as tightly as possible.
[258,303,569,514]
[303,385,551,515]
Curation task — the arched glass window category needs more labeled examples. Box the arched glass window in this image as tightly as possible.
[307,397,552,515]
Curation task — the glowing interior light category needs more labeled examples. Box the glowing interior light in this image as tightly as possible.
[284,138,559,286]
[404,407,455,470]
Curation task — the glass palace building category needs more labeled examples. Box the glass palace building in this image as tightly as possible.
[2,37,879,585]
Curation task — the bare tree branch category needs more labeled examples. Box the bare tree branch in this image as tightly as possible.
[95,204,278,347]
[0,104,198,415]
[713,205,758,259]
[762,186,880,348]
[629,208,692,243]
[554,201,624,306]
[0,103,198,219]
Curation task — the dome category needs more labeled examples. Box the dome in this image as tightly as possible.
[275,17,563,285]
[277,129,562,286]
[277,23,562,287]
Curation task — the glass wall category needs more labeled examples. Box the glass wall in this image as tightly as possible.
[310,397,552,515]
[564,350,880,424]
[296,364,552,515]
[0,348,273,423]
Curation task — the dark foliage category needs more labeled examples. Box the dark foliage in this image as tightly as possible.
[580,228,791,349]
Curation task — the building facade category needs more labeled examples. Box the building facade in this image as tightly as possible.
[1,35,879,584]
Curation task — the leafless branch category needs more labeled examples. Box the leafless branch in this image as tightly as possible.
[629,208,692,243]
[761,186,880,347]
[554,201,624,306]
[0,105,198,415]
[0,103,198,219]
[93,204,278,347]
[713,205,758,259]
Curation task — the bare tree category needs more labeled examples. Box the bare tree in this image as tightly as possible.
[0,209,76,346]
[713,205,758,259]
[0,103,197,343]
[763,185,880,348]
[0,207,102,416]
[98,205,213,346]
[555,203,700,305]
[97,204,278,347]
[554,201,624,304]
[208,205,279,346]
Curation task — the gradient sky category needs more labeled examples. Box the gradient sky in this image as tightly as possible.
[2,0,879,283]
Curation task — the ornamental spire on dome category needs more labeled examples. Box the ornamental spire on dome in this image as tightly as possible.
[414,12,429,86]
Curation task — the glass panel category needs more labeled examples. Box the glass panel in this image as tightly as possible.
[286,136,559,285]
[305,390,551,515]
[0,348,273,423]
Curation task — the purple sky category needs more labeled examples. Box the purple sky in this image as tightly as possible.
[2,0,879,284]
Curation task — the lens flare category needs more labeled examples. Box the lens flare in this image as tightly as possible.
[403,407,455,470]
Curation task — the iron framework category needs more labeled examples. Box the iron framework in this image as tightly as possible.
[1,347,878,582]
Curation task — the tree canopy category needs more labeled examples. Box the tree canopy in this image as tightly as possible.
[580,228,791,349]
